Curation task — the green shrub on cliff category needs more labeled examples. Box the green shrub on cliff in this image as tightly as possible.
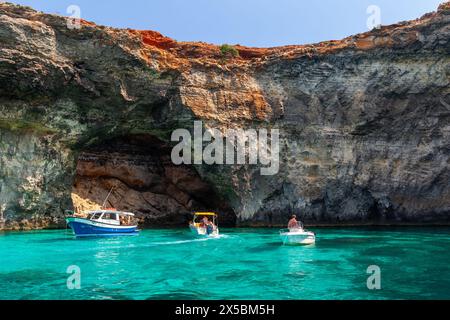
[220,44,239,58]
[0,119,56,135]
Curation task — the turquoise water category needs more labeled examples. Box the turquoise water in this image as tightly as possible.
[0,227,449,300]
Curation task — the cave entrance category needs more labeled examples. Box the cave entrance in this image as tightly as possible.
[71,134,236,226]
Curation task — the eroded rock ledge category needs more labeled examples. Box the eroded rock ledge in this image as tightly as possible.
[0,2,449,229]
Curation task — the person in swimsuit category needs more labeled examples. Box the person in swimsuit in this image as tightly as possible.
[288,215,299,230]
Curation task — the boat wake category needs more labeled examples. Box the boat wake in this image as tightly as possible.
[61,232,232,253]
[153,234,230,246]
[153,238,210,246]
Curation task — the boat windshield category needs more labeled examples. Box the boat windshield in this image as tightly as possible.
[90,212,102,220]
[288,221,304,231]
[102,213,117,220]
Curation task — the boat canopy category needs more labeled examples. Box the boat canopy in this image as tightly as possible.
[193,212,216,216]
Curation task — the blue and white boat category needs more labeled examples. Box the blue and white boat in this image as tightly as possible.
[66,209,139,237]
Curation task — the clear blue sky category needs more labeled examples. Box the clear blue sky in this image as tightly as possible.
[9,0,445,47]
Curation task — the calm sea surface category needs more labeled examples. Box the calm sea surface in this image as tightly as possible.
[0,227,449,300]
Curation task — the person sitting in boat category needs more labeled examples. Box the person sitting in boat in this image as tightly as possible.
[205,218,216,234]
[288,215,300,230]
[120,215,129,226]
[201,217,215,234]
[206,223,214,234]
[201,216,213,227]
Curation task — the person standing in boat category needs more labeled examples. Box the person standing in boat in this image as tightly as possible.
[288,215,299,230]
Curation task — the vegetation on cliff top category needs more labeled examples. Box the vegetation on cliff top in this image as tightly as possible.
[219,44,239,58]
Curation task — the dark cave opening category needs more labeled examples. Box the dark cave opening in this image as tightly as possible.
[71,134,236,227]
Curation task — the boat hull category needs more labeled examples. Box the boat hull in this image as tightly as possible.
[189,225,219,237]
[280,230,315,245]
[66,217,138,237]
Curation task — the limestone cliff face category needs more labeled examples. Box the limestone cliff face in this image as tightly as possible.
[0,2,449,229]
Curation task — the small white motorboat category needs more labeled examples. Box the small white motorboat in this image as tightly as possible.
[280,222,315,245]
[189,212,219,237]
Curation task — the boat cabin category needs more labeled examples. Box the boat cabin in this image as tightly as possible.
[87,210,135,226]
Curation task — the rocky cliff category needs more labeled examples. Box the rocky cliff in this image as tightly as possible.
[0,2,449,230]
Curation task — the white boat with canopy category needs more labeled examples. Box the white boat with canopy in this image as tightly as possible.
[189,212,219,237]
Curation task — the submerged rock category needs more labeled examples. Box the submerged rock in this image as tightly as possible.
[0,2,449,229]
